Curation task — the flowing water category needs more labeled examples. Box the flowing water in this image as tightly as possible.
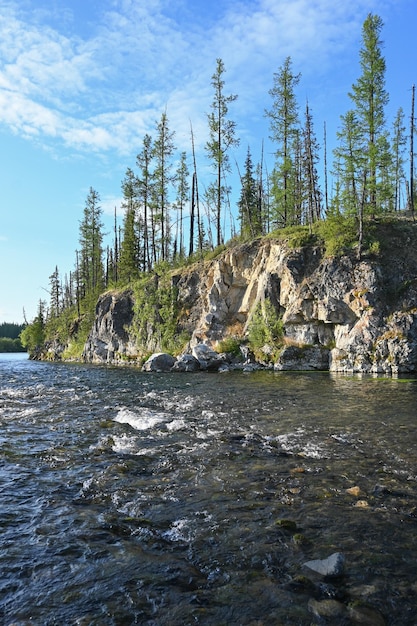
[1,353,417,625]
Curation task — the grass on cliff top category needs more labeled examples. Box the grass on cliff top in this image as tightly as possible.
[265,212,417,258]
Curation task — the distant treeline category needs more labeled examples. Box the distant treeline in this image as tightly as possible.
[0,323,26,352]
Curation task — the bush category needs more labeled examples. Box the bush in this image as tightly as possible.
[247,299,284,361]
[216,336,242,356]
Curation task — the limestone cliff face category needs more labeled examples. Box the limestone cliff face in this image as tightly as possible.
[82,235,417,374]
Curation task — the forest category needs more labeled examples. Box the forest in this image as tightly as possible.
[20,13,416,357]
[0,322,26,352]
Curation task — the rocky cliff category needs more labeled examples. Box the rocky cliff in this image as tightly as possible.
[82,222,417,374]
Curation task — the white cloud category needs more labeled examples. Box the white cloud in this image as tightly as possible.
[0,0,389,156]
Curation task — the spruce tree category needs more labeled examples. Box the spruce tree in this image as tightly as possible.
[205,58,239,247]
[349,13,390,216]
[238,147,261,238]
[152,112,175,262]
[78,187,105,298]
[266,56,301,227]
[392,108,407,211]
[173,151,190,260]
[48,266,62,318]
[302,102,322,227]
[136,134,154,271]
[119,168,140,284]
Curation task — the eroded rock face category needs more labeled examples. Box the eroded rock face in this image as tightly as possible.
[82,290,137,364]
[81,237,417,374]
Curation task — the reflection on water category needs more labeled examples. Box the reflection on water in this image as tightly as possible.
[1,353,416,624]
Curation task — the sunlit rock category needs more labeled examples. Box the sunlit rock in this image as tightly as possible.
[303,552,345,577]
[142,353,176,372]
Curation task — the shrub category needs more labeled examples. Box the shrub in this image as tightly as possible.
[216,336,242,356]
[247,299,284,361]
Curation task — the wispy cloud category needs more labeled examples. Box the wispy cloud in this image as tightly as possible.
[0,0,386,155]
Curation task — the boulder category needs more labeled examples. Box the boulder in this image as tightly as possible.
[142,353,176,372]
[308,598,348,620]
[171,354,200,372]
[303,552,345,578]
[192,343,224,371]
[274,345,330,371]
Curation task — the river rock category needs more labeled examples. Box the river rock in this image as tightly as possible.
[303,552,345,577]
[308,598,348,620]
[348,603,386,625]
[171,354,200,372]
[191,343,224,371]
[142,353,176,372]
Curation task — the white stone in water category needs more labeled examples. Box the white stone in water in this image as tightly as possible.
[303,552,345,577]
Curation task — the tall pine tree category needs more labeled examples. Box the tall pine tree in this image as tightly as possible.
[349,13,390,216]
[206,58,239,247]
[266,56,301,227]
[78,187,105,299]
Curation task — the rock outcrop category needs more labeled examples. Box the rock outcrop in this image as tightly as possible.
[82,290,137,363]
[81,228,417,374]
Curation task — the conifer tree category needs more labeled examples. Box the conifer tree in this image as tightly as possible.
[48,266,62,317]
[238,147,261,238]
[78,187,105,298]
[119,168,140,284]
[266,56,301,227]
[206,58,239,247]
[349,13,390,216]
[152,112,176,261]
[302,102,322,227]
[333,109,365,217]
[391,108,406,211]
[136,134,154,271]
[173,152,190,260]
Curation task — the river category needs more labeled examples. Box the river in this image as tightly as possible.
[1,353,416,625]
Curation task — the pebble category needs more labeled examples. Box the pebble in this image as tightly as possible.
[346,485,362,496]
[355,499,370,508]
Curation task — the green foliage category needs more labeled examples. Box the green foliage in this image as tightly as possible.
[215,336,242,356]
[247,299,284,361]
[271,224,318,248]
[0,337,25,352]
[314,212,357,256]
[20,301,46,355]
[61,311,95,360]
[238,147,263,238]
[0,322,25,339]
[203,243,227,261]
[131,270,189,356]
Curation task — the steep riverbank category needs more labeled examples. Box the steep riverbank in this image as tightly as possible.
[43,219,417,374]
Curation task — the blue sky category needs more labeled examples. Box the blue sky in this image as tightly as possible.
[0,0,415,324]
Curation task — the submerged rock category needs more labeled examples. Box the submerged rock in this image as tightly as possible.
[308,598,348,620]
[303,552,345,578]
[348,603,386,625]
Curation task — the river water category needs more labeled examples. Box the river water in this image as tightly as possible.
[1,353,417,625]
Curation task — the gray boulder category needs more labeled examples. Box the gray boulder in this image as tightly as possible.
[192,343,224,371]
[142,353,176,372]
[171,354,201,372]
